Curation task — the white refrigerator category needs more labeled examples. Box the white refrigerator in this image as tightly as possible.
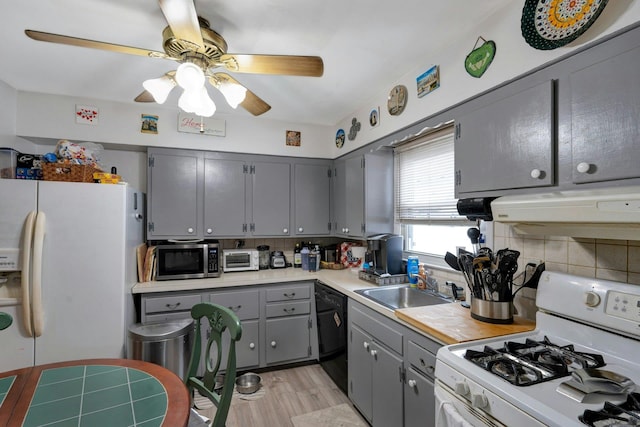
[0,179,144,372]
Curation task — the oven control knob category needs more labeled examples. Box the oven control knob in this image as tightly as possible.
[471,392,488,408]
[454,381,469,395]
[584,291,601,307]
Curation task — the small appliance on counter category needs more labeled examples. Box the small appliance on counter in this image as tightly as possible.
[222,248,259,272]
[269,251,287,269]
[365,234,403,275]
[155,242,221,280]
[257,245,270,270]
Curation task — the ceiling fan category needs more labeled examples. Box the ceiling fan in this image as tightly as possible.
[24,0,324,117]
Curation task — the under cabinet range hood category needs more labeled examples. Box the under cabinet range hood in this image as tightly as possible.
[491,186,640,240]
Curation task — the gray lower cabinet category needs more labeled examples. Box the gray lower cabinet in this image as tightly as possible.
[454,79,555,196]
[333,151,393,238]
[348,300,440,427]
[348,301,404,427]
[147,149,203,240]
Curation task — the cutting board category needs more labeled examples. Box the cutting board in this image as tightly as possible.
[395,303,535,345]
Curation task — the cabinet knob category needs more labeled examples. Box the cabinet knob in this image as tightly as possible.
[249,342,255,349]
[187,227,194,234]
[344,228,349,234]
[576,162,591,174]
[206,228,213,234]
[283,228,288,234]
[370,349,377,358]
[408,379,417,388]
[298,227,304,233]
[271,341,277,348]
[530,169,543,179]
[363,341,370,351]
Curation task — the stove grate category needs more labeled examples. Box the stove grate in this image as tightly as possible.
[579,392,640,426]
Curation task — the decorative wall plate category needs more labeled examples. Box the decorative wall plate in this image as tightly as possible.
[335,129,345,148]
[521,0,609,50]
[387,85,408,116]
[465,37,496,78]
[348,117,361,141]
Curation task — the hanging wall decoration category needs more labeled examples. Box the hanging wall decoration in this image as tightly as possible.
[286,130,301,146]
[416,65,440,98]
[369,107,380,128]
[387,85,408,116]
[141,114,158,134]
[335,129,346,148]
[465,37,496,78]
[348,118,361,141]
[521,0,609,50]
[75,105,99,125]
[177,113,226,136]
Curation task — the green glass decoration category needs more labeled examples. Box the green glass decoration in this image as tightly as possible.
[465,37,496,78]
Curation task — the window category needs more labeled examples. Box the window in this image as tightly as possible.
[394,124,476,266]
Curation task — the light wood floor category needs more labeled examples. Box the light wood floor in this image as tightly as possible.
[198,363,367,427]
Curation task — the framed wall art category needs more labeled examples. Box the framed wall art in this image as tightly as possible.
[417,65,440,98]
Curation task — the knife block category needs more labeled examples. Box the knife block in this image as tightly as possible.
[470,297,514,324]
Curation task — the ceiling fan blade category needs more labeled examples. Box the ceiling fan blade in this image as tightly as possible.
[210,73,271,116]
[25,30,170,59]
[134,91,156,102]
[158,0,204,50]
[220,54,324,77]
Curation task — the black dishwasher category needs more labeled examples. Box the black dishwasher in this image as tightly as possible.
[314,281,347,393]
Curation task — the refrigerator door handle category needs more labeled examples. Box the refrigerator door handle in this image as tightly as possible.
[21,211,37,337]
[32,211,46,337]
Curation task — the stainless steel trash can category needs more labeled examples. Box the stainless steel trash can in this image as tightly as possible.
[127,319,194,379]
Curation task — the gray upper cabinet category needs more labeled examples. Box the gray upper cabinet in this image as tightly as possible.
[251,160,291,236]
[333,151,393,238]
[204,157,291,237]
[570,43,640,184]
[147,149,203,240]
[293,162,332,236]
[454,80,555,196]
[204,158,247,237]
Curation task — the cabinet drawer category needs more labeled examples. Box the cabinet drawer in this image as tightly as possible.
[407,340,436,379]
[266,285,310,302]
[266,301,310,318]
[144,312,193,323]
[350,304,403,355]
[209,289,260,320]
[144,294,202,314]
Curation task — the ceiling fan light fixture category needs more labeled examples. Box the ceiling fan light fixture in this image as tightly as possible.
[218,82,247,109]
[175,62,205,90]
[178,86,216,117]
[142,75,176,104]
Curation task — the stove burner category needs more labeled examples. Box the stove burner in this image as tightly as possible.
[464,336,606,386]
[580,393,640,426]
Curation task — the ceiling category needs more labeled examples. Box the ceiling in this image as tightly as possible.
[1,0,511,126]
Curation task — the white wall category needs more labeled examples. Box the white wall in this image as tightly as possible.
[0,80,36,153]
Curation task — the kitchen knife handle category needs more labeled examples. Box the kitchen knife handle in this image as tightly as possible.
[21,211,36,337]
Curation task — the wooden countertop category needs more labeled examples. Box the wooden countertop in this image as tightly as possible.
[395,303,536,345]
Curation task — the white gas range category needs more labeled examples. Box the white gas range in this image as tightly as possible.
[435,271,640,427]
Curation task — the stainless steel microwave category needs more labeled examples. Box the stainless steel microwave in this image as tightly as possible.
[155,242,220,281]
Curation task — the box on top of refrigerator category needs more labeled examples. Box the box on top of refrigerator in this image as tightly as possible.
[0,148,18,179]
[16,152,43,180]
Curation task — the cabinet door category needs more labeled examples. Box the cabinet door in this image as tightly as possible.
[345,156,365,237]
[404,367,435,427]
[265,316,310,364]
[348,325,373,423]
[203,158,248,237]
[333,160,347,236]
[212,319,259,370]
[371,343,403,427]
[455,80,554,194]
[570,45,640,184]
[294,163,331,235]
[147,151,201,239]
[251,161,291,236]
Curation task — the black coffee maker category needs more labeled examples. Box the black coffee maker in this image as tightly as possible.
[366,234,403,275]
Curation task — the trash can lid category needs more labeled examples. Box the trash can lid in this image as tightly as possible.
[128,319,194,341]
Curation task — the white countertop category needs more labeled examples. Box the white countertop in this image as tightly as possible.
[132,267,442,341]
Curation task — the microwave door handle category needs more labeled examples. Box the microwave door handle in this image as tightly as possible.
[31,212,46,337]
[167,239,204,243]
[21,211,37,337]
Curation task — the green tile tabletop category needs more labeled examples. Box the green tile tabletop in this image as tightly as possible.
[0,359,189,427]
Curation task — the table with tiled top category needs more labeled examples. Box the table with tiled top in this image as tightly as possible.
[0,359,189,427]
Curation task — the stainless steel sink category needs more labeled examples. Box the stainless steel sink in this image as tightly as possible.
[354,284,451,310]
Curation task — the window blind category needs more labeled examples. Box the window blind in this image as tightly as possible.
[394,125,465,222]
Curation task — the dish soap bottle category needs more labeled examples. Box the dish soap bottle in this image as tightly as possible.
[407,256,419,287]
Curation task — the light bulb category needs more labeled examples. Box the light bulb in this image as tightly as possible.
[142,75,176,104]
[175,62,205,90]
[219,82,247,109]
